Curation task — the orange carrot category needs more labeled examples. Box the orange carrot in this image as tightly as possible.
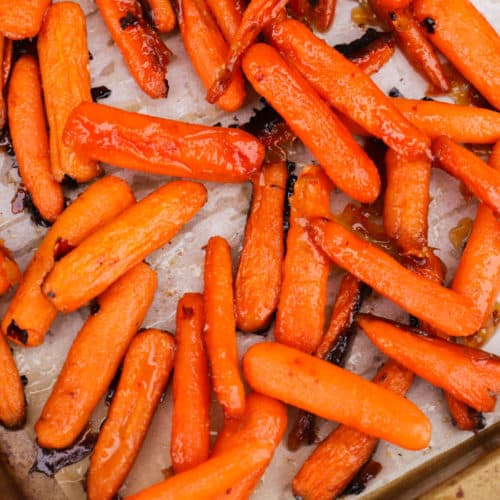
[63,102,265,183]
[0,242,21,297]
[2,176,135,347]
[309,0,337,32]
[87,329,175,500]
[43,181,207,313]
[235,162,287,333]
[147,0,176,33]
[243,342,431,450]
[206,0,242,41]
[95,0,171,98]
[2,37,12,86]
[0,35,5,129]
[307,218,482,337]
[445,393,484,432]
[242,43,380,203]
[349,32,396,76]
[35,263,157,449]
[7,55,64,223]
[204,236,246,417]
[358,315,500,412]
[171,293,211,473]
[490,142,500,169]
[0,0,50,39]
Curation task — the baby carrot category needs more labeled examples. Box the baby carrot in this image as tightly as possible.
[205,0,242,41]
[7,55,64,223]
[275,166,332,354]
[307,218,482,337]
[95,0,171,98]
[445,393,484,432]
[204,237,246,418]
[35,263,157,449]
[0,242,21,297]
[171,293,210,473]
[87,329,175,500]
[242,43,380,203]
[63,102,265,183]
[147,0,176,33]
[2,176,135,347]
[243,342,431,450]
[235,162,287,333]
[349,32,396,76]
[310,0,337,32]
[43,181,207,313]
[0,0,50,39]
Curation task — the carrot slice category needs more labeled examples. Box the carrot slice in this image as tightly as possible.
[0,0,50,39]
[348,32,396,76]
[2,176,135,347]
[95,0,171,98]
[242,43,381,203]
[35,263,157,449]
[307,218,482,337]
[7,55,64,223]
[204,236,246,417]
[0,242,21,297]
[275,166,332,354]
[43,180,207,313]
[87,329,175,500]
[171,293,211,473]
[206,0,242,41]
[243,342,431,450]
[147,0,176,32]
[235,162,287,333]
[63,102,265,183]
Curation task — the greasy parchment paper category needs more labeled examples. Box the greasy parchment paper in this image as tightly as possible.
[0,0,499,498]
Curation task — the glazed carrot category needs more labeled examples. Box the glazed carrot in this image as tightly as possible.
[490,142,500,170]
[87,329,175,500]
[7,56,64,223]
[432,136,500,216]
[445,393,484,432]
[309,0,337,32]
[307,218,482,337]
[269,20,430,159]
[2,176,135,347]
[204,237,246,417]
[0,242,21,297]
[37,3,100,183]
[275,166,331,353]
[43,181,207,313]
[413,0,500,109]
[243,342,431,450]
[171,293,210,473]
[206,0,242,41]
[0,0,50,39]
[235,162,287,333]
[243,44,380,203]
[95,0,171,98]
[125,440,273,500]
[179,0,246,112]
[293,360,414,500]
[349,32,396,75]
[35,263,157,449]
[358,315,500,412]
[63,102,265,183]
[147,0,176,32]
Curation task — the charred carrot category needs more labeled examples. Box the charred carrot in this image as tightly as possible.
[95,0,171,98]
[235,162,287,333]
[43,181,207,313]
[2,176,135,347]
[171,293,210,473]
[147,0,176,32]
[35,263,157,449]
[349,32,396,76]
[275,166,332,354]
[242,44,380,203]
[0,242,21,297]
[204,236,246,417]
[307,218,482,337]
[243,342,431,450]
[87,329,175,500]
[0,0,50,39]
[206,0,242,41]
[63,102,265,183]
[7,56,64,223]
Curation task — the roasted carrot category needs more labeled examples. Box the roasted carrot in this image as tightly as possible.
[43,181,207,313]
[7,55,64,223]
[293,360,414,500]
[349,32,396,76]
[206,0,242,41]
[0,35,5,130]
[413,0,500,109]
[146,0,176,32]
[87,329,175,500]
[432,136,500,216]
[358,315,500,412]
[179,0,246,112]
[0,242,21,297]
[445,393,484,432]
[309,0,337,32]
[35,263,157,449]
[2,176,135,347]
[490,142,500,170]
[242,44,380,203]
[171,293,210,473]
[2,36,12,87]
[0,0,50,39]
[63,102,265,183]
[269,19,430,159]
[307,218,482,337]
[235,162,287,333]
[243,342,431,450]
[95,0,171,98]
[204,236,246,417]
[275,166,331,353]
